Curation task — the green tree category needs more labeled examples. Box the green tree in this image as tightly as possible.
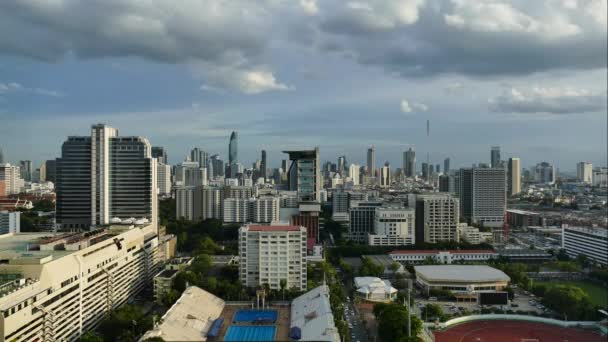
[374,304,422,342]
[542,285,591,320]
[190,254,212,274]
[81,331,103,342]
[97,305,152,342]
[421,304,444,322]
[280,279,287,300]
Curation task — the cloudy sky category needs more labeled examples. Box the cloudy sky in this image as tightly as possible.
[0,0,606,172]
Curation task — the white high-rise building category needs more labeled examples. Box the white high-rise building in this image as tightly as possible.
[577,162,593,184]
[348,201,383,242]
[380,163,391,187]
[0,164,24,195]
[251,197,280,223]
[593,167,608,187]
[348,164,360,186]
[157,162,172,195]
[0,224,162,341]
[507,157,521,196]
[368,207,415,246]
[0,211,20,235]
[415,193,460,243]
[239,224,307,290]
[176,186,197,221]
[202,187,224,220]
[223,198,252,223]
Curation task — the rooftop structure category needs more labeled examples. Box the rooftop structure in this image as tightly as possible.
[414,265,509,284]
[353,277,397,302]
[290,285,340,342]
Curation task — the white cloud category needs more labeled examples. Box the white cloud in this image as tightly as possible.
[201,67,292,95]
[0,82,62,97]
[401,99,428,113]
[489,86,607,114]
[300,0,319,15]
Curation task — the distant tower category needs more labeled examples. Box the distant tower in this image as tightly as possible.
[261,150,267,181]
[507,157,521,196]
[367,146,376,177]
[491,146,501,168]
[444,158,450,174]
[229,131,238,177]
[403,147,416,178]
[0,147,4,164]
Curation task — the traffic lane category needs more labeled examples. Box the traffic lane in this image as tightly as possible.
[344,301,367,342]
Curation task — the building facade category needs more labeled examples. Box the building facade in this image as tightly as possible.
[368,207,415,246]
[562,226,608,266]
[459,167,506,227]
[0,164,24,195]
[284,148,321,202]
[239,225,307,291]
[507,157,521,196]
[577,162,593,184]
[415,193,460,243]
[348,201,383,243]
[0,211,20,235]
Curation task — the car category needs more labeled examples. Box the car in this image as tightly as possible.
[429,297,438,301]
[511,303,519,307]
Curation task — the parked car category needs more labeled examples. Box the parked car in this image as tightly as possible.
[429,297,438,301]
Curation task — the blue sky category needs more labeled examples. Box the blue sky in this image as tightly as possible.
[0,0,606,172]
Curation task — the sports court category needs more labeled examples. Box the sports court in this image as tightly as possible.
[434,320,606,342]
[233,309,278,323]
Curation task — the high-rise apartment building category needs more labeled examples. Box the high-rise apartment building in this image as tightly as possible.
[251,197,280,223]
[176,186,197,221]
[0,211,20,235]
[348,201,383,242]
[0,164,24,195]
[19,160,32,182]
[459,167,506,227]
[202,186,224,220]
[239,225,307,291]
[367,146,376,177]
[490,146,501,168]
[56,124,157,229]
[507,157,521,196]
[380,162,391,187]
[174,161,207,187]
[223,198,252,223]
[156,162,172,195]
[368,207,415,246]
[190,147,209,169]
[534,162,555,184]
[593,167,608,187]
[151,146,168,164]
[414,193,460,243]
[348,164,360,185]
[0,224,163,341]
[577,162,593,184]
[284,148,321,202]
[209,154,224,178]
[403,147,416,178]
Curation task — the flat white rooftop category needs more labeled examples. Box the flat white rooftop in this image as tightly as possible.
[415,265,510,283]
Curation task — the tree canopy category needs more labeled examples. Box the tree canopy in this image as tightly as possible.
[374,303,422,342]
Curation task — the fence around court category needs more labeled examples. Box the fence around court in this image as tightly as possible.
[426,314,601,331]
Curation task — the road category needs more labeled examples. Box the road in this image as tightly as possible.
[344,298,368,342]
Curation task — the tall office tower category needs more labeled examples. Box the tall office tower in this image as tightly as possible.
[491,146,501,168]
[0,164,24,195]
[404,147,416,178]
[421,162,429,180]
[438,174,451,192]
[56,124,157,230]
[534,162,555,184]
[414,193,460,243]
[577,162,593,184]
[190,147,209,169]
[337,155,347,176]
[261,150,267,181]
[459,167,506,227]
[202,186,225,219]
[284,148,321,202]
[444,158,450,174]
[348,164,360,185]
[0,211,20,235]
[36,163,46,183]
[152,146,168,164]
[44,160,57,183]
[367,146,376,176]
[436,164,441,173]
[332,191,350,221]
[157,161,172,195]
[0,223,163,342]
[348,200,383,242]
[0,147,3,163]
[19,160,32,182]
[368,206,415,246]
[239,224,307,290]
[210,154,224,178]
[380,162,391,187]
[228,131,238,177]
[507,157,521,196]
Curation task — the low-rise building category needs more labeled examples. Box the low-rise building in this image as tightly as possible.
[290,285,340,342]
[562,226,608,266]
[497,249,552,263]
[457,224,493,244]
[154,269,179,303]
[389,249,498,264]
[354,277,398,302]
[414,265,510,300]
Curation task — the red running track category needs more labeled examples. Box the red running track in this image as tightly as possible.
[434,320,605,342]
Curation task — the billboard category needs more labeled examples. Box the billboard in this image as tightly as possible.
[479,292,509,305]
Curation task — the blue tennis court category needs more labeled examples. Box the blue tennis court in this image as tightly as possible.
[224,326,276,341]
[233,310,278,323]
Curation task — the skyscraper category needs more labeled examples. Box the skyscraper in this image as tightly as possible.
[534,162,555,184]
[284,147,321,202]
[421,162,429,180]
[380,162,391,187]
[337,155,347,176]
[403,147,416,178]
[367,146,375,176]
[228,131,238,177]
[444,158,450,174]
[577,162,593,184]
[0,147,4,164]
[45,160,57,183]
[507,157,521,196]
[414,193,459,243]
[19,160,32,182]
[459,167,506,227]
[56,124,157,229]
[152,146,168,164]
[190,147,209,169]
[261,150,267,181]
[491,146,501,168]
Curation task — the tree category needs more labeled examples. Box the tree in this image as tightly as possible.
[81,331,103,342]
[359,256,385,277]
[541,285,591,320]
[280,279,287,300]
[374,304,422,342]
[97,305,152,342]
[556,249,571,261]
[421,304,444,322]
[190,254,212,274]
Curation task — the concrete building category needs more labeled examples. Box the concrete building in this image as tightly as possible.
[239,225,307,291]
[562,226,608,266]
[348,164,360,186]
[19,160,32,182]
[348,201,383,243]
[415,265,509,299]
[45,160,57,184]
[414,193,460,243]
[331,191,350,221]
[592,167,607,188]
[507,157,521,196]
[0,223,162,342]
[261,150,267,182]
[284,148,321,202]
[534,162,555,184]
[228,131,239,178]
[56,124,157,230]
[506,209,543,228]
[490,146,501,168]
[0,211,20,235]
[457,224,493,244]
[223,198,252,223]
[176,186,198,221]
[403,147,416,178]
[202,186,224,220]
[174,161,207,187]
[290,285,340,342]
[368,207,415,246]
[157,162,172,195]
[190,147,209,169]
[153,269,178,303]
[251,196,280,223]
[444,158,450,174]
[379,162,391,187]
[459,167,506,227]
[0,164,24,195]
[577,162,593,184]
[390,250,498,264]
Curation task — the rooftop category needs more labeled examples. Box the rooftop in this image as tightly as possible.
[415,265,510,283]
[390,249,496,255]
[291,285,340,342]
[0,233,75,260]
[497,249,551,256]
[563,226,608,238]
[246,225,302,232]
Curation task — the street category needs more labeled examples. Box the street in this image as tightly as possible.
[344,298,368,342]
